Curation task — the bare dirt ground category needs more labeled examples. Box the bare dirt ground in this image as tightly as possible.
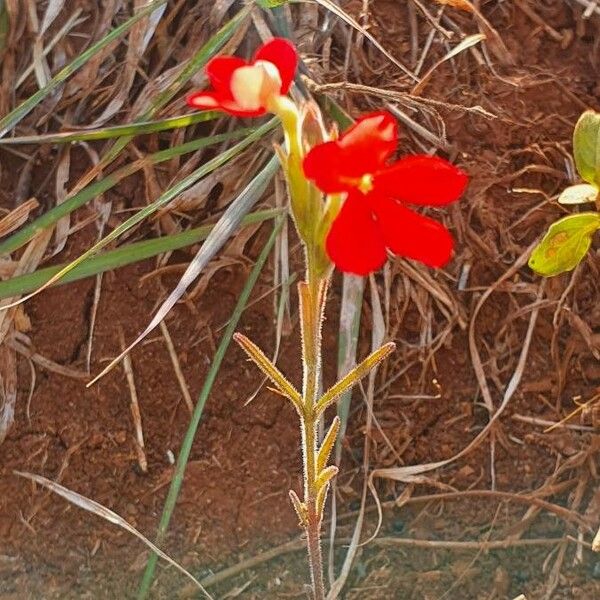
[1,1,599,599]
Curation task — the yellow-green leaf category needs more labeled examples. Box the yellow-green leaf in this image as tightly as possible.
[257,0,289,6]
[573,111,600,186]
[529,213,600,277]
[558,184,598,205]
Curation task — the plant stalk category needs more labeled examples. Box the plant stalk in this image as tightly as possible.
[273,94,330,599]
[299,273,328,600]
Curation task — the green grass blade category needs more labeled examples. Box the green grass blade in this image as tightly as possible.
[0,112,220,145]
[0,126,256,257]
[53,121,277,279]
[0,0,168,138]
[137,215,284,600]
[319,96,354,129]
[0,119,278,306]
[0,209,280,299]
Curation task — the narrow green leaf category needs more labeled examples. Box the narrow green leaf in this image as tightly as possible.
[558,183,598,205]
[137,216,284,600]
[0,209,280,299]
[0,127,256,257]
[573,110,600,186]
[288,490,307,527]
[319,96,354,129]
[317,416,340,473]
[0,0,168,138]
[8,120,277,303]
[0,112,220,145]
[257,0,290,7]
[233,332,302,411]
[529,212,600,277]
[316,342,396,415]
[315,465,338,491]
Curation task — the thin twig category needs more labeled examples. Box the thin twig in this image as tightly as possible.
[160,320,194,414]
[119,328,148,474]
[512,413,595,433]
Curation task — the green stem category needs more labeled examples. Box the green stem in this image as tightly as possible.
[298,274,328,600]
[303,411,325,600]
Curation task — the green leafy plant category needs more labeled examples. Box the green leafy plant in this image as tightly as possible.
[529,110,600,277]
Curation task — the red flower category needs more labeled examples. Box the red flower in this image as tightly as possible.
[303,112,467,275]
[186,38,297,117]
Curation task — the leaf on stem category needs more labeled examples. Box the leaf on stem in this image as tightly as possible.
[289,490,307,527]
[573,110,600,187]
[316,342,396,415]
[529,212,600,276]
[233,333,303,411]
[298,282,314,364]
[315,466,339,529]
[316,465,338,491]
[316,481,332,524]
[317,416,340,473]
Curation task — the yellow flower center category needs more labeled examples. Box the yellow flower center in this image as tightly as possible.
[358,174,374,194]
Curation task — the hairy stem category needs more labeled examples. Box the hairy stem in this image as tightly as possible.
[302,410,325,600]
[299,276,328,600]
[273,93,330,599]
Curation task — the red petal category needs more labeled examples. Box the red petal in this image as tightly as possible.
[374,155,468,206]
[186,91,265,117]
[303,111,398,194]
[326,192,387,275]
[303,141,349,194]
[254,38,298,94]
[337,111,398,173]
[205,56,246,95]
[370,195,454,268]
